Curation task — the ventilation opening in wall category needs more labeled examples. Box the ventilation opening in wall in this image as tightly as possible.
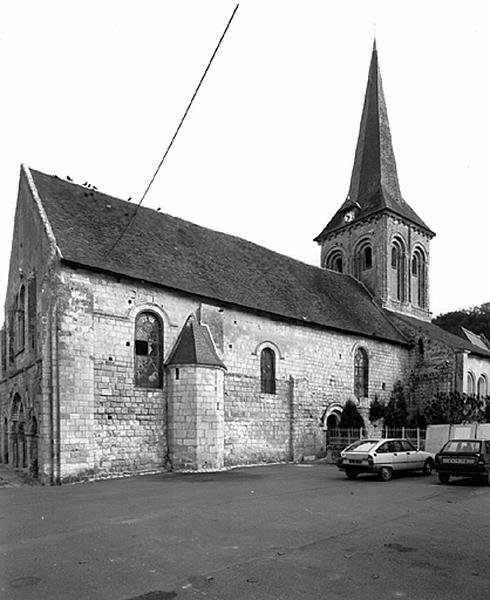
[176,368,180,380]
[382,382,386,390]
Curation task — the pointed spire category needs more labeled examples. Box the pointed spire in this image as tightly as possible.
[348,39,402,206]
[314,42,434,241]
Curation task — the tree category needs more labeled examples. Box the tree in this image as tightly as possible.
[433,302,490,342]
[338,400,365,429]
[383,381,409,427]
[369,397,386,422]
[424,392,487,424]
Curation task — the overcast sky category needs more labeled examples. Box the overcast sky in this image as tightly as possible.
[1,0,489,319]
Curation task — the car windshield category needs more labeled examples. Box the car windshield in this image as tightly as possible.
[442,440,481,454]
[345,441,378,453]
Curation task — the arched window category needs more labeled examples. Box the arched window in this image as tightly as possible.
[411,248,426,308]
[391,238,406,301]
[477,376,488,397]
[363,246,372,269]
[17,286,26,351]
[326,250,343,273]
[467,371,476,395]
[260,348,276,394]
[354,348,369,398]
[134,312,163,388]
[27,277,37,351]
[354,241,373,278]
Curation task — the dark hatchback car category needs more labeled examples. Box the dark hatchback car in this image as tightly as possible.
[434,439,490,484]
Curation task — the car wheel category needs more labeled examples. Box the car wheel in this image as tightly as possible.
[480,472,489,486]
[345,468,358,480]
[438,472,450,484]
[422,459,433,476]
[379,467,393,482]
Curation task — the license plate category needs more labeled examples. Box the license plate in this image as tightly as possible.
[349,459,362,464]
[443,457,474,464]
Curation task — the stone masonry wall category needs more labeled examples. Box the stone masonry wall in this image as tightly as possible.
[167,365,224,470]
[56,266,204,479]
[203,305,411,464]
[53,266,412,478]
[392,318,457,409]
[0,169,59,482]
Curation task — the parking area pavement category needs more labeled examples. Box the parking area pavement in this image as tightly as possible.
[1,463,490,600]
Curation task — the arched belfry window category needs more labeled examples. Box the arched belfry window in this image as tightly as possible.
[260,348,276,394]
[135,312,163,388]
[391,238,406,301]
[467,371,476,395]
[326,249,343,273]
[354,240,373,278]
[411,248,427,308]
[354,347,369,398]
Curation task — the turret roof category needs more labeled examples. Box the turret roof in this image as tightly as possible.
[166,314,225,367]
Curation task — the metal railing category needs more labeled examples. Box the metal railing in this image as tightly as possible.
[326,427,426,450]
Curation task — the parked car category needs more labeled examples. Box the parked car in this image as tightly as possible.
[434,439,490,485]
[337,438,434,481]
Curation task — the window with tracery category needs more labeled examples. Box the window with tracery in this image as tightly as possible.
[134,312,163,388]
[260,348,276,394]
[354,348,369,398]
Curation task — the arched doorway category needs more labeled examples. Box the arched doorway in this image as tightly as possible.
[10,393,26,470]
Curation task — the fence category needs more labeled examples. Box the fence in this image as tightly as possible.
[326,427,426,450]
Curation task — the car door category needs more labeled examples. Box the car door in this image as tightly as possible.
[377,441,404,471]
[400,439,422,469]
[388,440,407,470]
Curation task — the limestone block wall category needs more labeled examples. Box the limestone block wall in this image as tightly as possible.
[319,214,432,322]
[393,320,458,408]
[0,168,59,482]
[56,266,203,479]
[167,365,224,470]
[205,305,410,464]
[49,265,413,478]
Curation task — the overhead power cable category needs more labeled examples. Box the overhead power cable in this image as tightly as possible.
[105,3,240,256]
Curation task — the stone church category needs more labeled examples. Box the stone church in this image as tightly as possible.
[1,43,489,484]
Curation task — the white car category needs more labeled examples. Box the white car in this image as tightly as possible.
[337,438,434,481]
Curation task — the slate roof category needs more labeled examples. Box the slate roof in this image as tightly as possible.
[27,166,409,346]
[387,312,490,359]
[315,42,434,241]
[166,314,226,367]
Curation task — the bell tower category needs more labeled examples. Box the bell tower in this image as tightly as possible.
[315,41,435,322]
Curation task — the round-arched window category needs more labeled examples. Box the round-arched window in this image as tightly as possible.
[134,312,163,388]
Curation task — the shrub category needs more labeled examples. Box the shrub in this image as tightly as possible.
[383,381,409,427]
[338,399,365,429]
[369,397,386,422]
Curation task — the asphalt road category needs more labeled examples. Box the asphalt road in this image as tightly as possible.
[1,463,490,600]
